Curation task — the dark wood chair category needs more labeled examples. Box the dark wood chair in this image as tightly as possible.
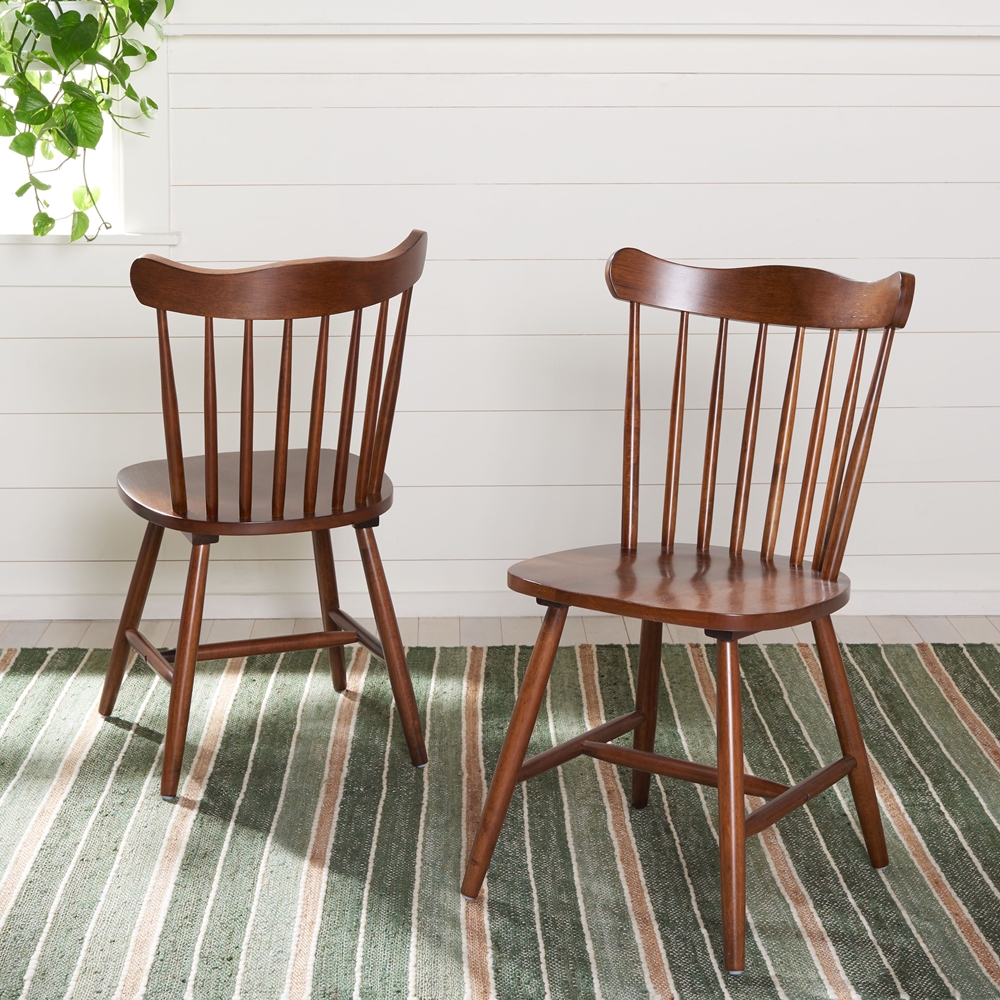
[100,231,429,800]
[461,249,915,974]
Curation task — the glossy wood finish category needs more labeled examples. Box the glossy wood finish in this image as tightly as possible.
[102,231,428,800]
[631,620,663,807]
[101,522,163,716]
[461,603,567,898]
[356,526,427,767]
[463,252,912,973]
[162,541,210,799]
[509,543,851,633]
[313,529,347,692]
[717,637,746,973]
[813,615,889,867]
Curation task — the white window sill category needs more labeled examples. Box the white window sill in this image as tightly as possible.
[0,232,179,245]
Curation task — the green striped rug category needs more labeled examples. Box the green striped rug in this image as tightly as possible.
[1,641,999,999]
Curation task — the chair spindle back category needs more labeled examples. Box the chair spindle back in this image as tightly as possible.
[131,231,427,524]
[606,251,914,579]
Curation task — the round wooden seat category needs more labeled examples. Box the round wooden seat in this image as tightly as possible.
[508,542,850,633]
[117,448,392,536]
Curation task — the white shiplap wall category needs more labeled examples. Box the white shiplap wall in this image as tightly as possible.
[3,1,999,619]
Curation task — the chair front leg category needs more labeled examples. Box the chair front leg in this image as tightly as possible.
[813,615,889,868]
[355,525,427,767]
[101,522,164,717]
[631,619,663,808]
[312,528,347,692]
[716,635,746,974]
[161,540,211,801]
[461,603,568,899]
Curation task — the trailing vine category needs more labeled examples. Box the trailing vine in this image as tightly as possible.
[0,0,172,240]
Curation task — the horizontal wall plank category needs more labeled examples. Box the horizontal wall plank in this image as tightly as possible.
[165,1,1000,34]
[168,34,1000,76]
[171,106,1000,186]
[170,71,1000,110]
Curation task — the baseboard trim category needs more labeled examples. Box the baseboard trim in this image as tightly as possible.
[5,590,1000,621]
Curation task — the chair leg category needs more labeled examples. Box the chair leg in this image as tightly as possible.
[461,603,568,899]
[161,541,211,801]
[812,615,889,869]
[312,529,347,692]
[716,636,746,974]
[355,525,427,767]
[631,620,663,808]
[101,522,164,717]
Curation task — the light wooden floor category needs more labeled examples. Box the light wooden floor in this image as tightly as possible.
[1,615,999,648]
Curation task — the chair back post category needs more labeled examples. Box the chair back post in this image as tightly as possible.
[155,308,187,516]
[605,249,915,571]
[621,300,641,551]
[369,284,415,497]
[203,317,219,520]
[817,325,897,580]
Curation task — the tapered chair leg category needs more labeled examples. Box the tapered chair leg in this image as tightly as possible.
[716,636,746,974]
[101,522,164,717]
[462,603,568,899]
[161,541,211,801]
[355,525,427,767]
[312,529,347,692]
[813,615,889,868]
[631,619,663,808]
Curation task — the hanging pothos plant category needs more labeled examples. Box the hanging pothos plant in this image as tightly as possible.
[0,0,172,241]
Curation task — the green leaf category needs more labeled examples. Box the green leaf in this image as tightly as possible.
[139,94,157,118]
[9,130,37,156]
[70,210,89,242]
[52,14,100,69]
[32,211,56,236]
[23,3,59,37]
[142,45,157,62]
[29,174,51,190]
[51,128,76,157]
[54,10,82,33]
[0,106,15,136]
[30,51,62,72]
[129,0,159,28]
[111,0,130,9]
[113,57,131,82]
[121,39,141,57]
[125,83,139,102]
[164,0,175,16]
[13,86,50,126]
[81,50,116,73]
[72,185,99,210]
[15,182,31,197]
[62,81,99,104]
[64,100,103,148]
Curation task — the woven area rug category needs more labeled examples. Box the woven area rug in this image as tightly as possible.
[1,641,999,999]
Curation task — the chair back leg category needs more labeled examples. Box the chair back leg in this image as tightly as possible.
[356,525,427,767]
[101,522,164,717]
[161,540,211,800]
[716,635,746,974]
[312,529,347,691]
[461,603,568,898]
[631,620,663,807]
[812,616,889,868]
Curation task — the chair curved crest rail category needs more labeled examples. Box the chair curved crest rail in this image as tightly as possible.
[101,230,429,799]
[461,249,915,974]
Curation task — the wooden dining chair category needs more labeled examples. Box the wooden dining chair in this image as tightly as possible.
[100,231,429,800]
[461,249,914,973]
